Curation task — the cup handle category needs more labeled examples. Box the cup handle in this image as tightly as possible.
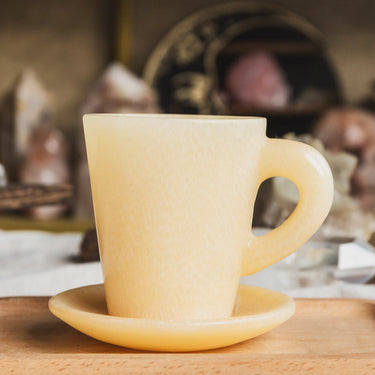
[241,138,334,276]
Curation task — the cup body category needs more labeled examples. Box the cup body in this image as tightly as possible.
[84,114,267,320]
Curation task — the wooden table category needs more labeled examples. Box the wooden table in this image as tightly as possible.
[1,297,375,374]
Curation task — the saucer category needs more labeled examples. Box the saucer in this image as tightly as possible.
[49,284,295,352]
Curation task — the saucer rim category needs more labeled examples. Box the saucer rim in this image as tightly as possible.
[49,283,295,326]
[49,284,295,351]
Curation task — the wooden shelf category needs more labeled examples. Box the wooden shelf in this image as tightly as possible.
[230,103,330,117]
[0,215,94,232]
[0,184,72,211]
[220,41,320,55]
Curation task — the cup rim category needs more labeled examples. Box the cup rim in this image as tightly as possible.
[83,113,266,121]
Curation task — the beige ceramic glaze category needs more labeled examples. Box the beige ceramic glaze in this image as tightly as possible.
[48,284,295,352]
[82,114,333,321]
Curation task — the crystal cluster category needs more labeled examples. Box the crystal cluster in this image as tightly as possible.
[262,133,375,241]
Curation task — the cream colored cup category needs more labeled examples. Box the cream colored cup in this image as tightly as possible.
[83,114,333,321]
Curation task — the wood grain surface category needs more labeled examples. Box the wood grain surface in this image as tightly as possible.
[0,184,72,211]
[1,297,375,374]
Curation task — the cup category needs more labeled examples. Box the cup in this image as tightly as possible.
[83,114,333,321]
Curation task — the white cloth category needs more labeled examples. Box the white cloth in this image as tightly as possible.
[0,230,374,299]
[0,230,103,297]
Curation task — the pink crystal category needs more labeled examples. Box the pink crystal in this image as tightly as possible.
[225,52,291,108]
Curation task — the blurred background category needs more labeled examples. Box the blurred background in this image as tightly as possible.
[1,0,375,296]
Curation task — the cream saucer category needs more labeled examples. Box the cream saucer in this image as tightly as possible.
[49,284,294,352]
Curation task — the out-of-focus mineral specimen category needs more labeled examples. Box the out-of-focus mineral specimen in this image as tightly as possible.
[313,108,375,210]
[79,228,99,262]
[81,62,159,115]
[20,124,70,220]
[0,164,7,187]
[76,62,160,219]
[0,70,52,181]
[224,52,291,108]
[262,133,375,241]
